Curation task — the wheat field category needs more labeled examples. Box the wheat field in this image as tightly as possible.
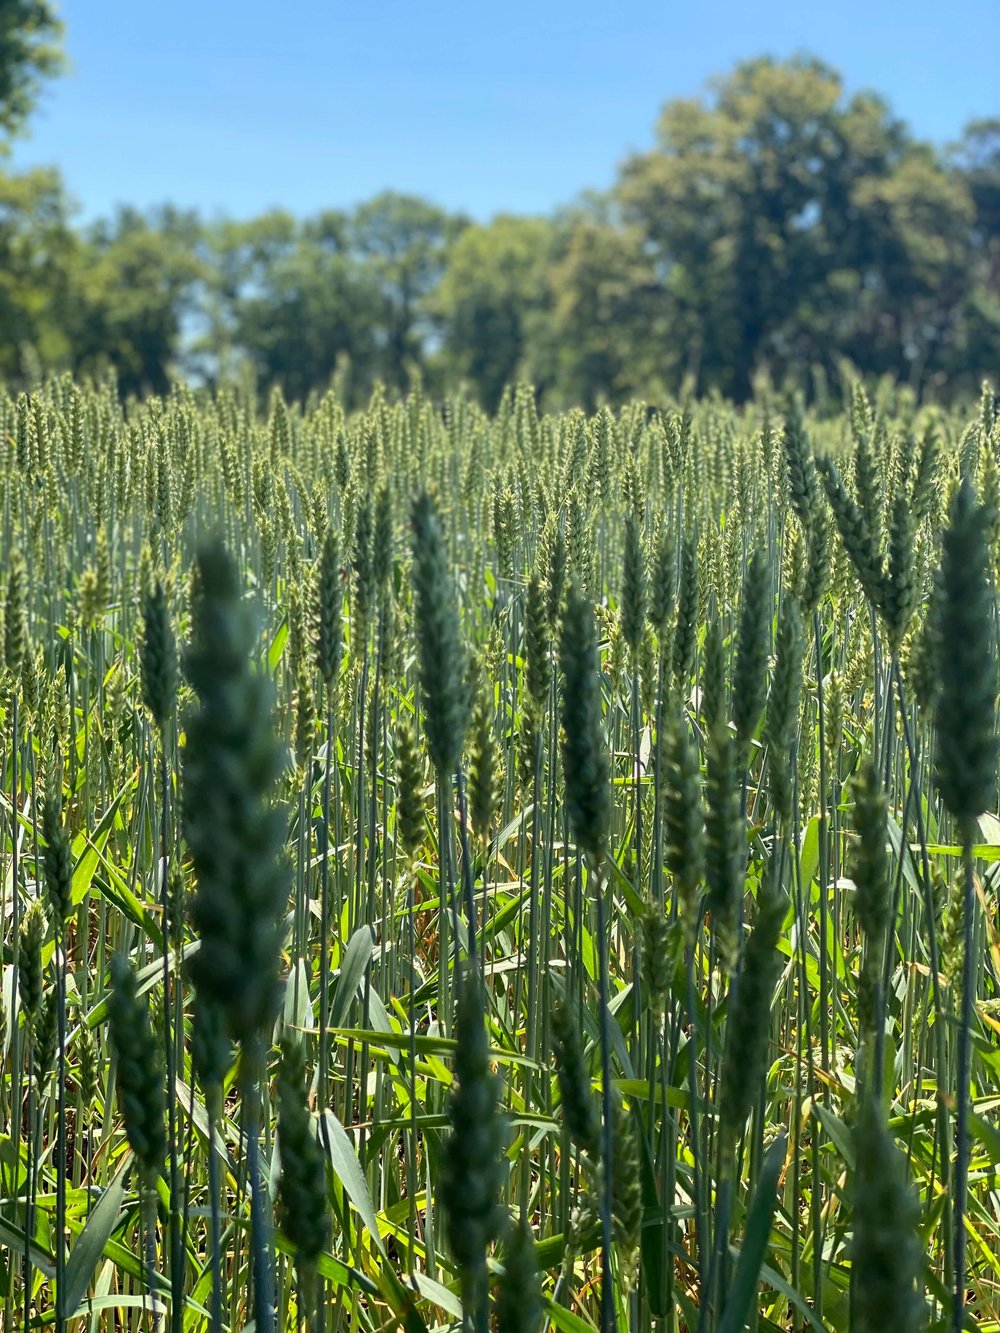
[0,376,998,1333]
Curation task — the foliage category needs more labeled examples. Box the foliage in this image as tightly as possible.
[0,0,62,142]
[0,51,997,406]
[619,56,982,398]
[432,213,557,412]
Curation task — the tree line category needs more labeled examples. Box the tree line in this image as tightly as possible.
[1,9,998,407]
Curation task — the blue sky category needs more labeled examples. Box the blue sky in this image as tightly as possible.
[11,0,999,224]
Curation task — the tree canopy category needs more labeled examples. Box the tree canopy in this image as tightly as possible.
[0,45,995,407]
[0,0,62,143]
[618,56,980,398]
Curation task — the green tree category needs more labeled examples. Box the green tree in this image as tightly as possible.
[545,217,666,410]
[950,120,1000,384]
[0,0,62,143]
[618,56,977,399]
[0,165,77,379]
[207,211,386,404]
[849,149,974,386]
[433,215,556,412]
[70,207,205,397]
[350,191,467,390]
[954,119,1000,255]
[200,210,301,385]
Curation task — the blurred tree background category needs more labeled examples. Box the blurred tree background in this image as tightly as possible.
[0,12,997,406]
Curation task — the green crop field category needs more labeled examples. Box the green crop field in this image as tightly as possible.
[0,377,998,1333]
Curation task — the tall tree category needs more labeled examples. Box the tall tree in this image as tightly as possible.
[949,120,1000,388]
[70,207,205,397]
[545,217,665,411]
[350,192,467,390]
[618,56,977,399]
[433,215,556,412]
[849,148,974,386]
[0,166,77,379]
[207,211,386,404]
[954,119,1000,255]
[0,0,63,143]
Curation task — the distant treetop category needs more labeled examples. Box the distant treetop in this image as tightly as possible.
[0,0,63,145]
